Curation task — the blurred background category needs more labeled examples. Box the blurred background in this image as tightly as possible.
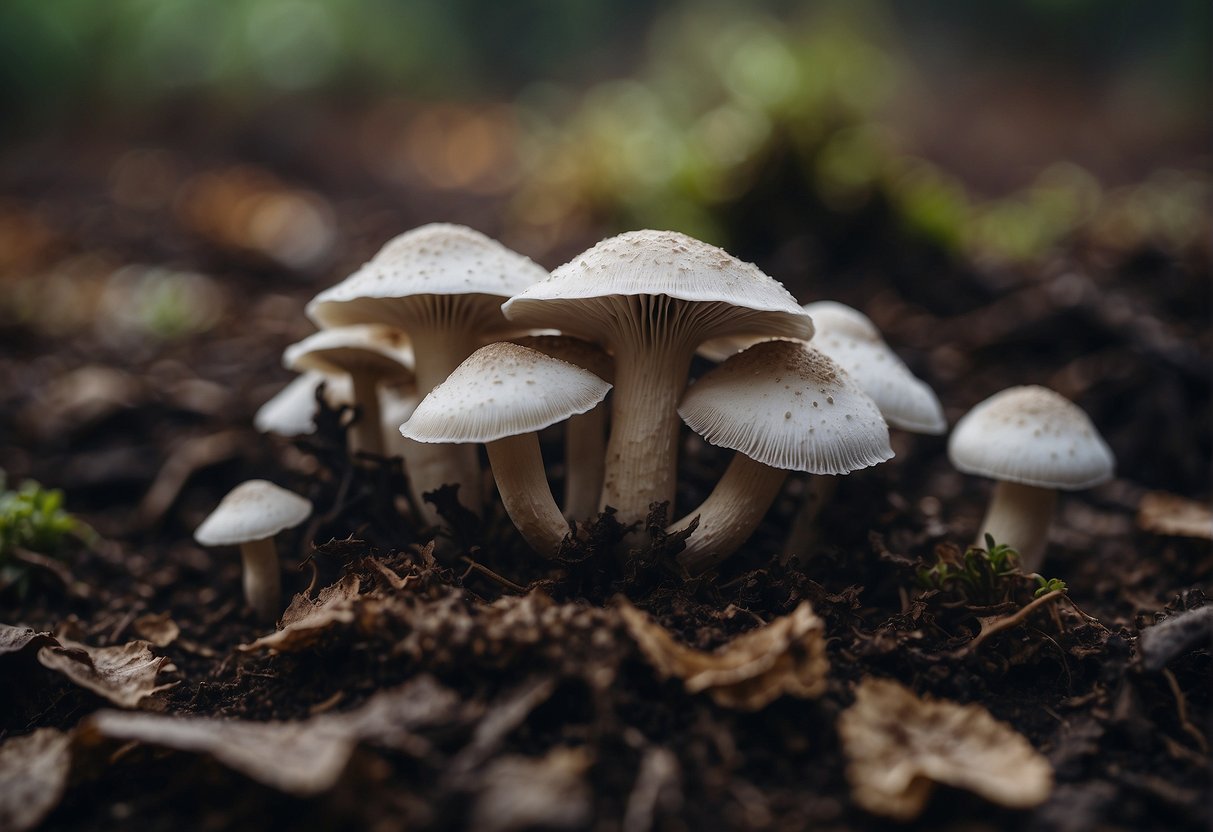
[0,0,1208,531]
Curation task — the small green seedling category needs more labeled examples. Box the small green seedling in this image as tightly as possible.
[0,472,87,595]
[918,534,1067,604]
[1034,576,1068,598]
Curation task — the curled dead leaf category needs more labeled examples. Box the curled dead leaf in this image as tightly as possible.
[1138,492,1213,540]
[619,600,828,711]
[0,729,72,832]
[132,612,180,647]
[239,573,362,653]
[35,638,177,709]
[838,677,1052,821]
[80,675,462,795]
[0,624,55,657]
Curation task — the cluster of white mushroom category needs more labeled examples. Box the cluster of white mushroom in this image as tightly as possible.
[197,223,1115,621]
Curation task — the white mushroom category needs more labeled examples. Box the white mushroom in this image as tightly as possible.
[307,224,550,515]
[283,325,414,455]
[253,372,353,437]
[948,385,1114,572]
[507,334,614,521]
[401,343,610,557]
[502,230,812,527]
[194,480,313,622]
[670,340,893,573]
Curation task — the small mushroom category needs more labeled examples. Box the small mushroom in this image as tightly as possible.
[194,480,313,622]
[506,334,614,521]
[670,340,892,574]
[948,385,1114,572]
[502,230,812,527]
[254,372,353,438]
[283,325,414,455]
[401,343,611,557]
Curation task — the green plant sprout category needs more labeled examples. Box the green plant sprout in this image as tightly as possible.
[917,534,1066,604]
[0,472,88,594]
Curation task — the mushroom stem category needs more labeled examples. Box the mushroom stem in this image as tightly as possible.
[600,344,693,523]
[349,371,384,456]
[486,432,571,558]
[408,327,484,519]
[780,475,839,561]
[671,454,789,575]
[562,404,606,521]
[976,481,1057,573]
[237,537,282,623]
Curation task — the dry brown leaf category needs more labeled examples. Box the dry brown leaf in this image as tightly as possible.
[0,729,72,832]
[619,600,828,711]
[0,624,55,656]
[82,675,461,795]
[470,747,593,832]
[238,573,362,653]
[838,677,1053,820]
[36,638,177,709]
[132,612,180,647]
[1138,492,1213,540]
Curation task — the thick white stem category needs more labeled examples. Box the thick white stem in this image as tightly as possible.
[671,455,788,575]
[780,475,839,561]
[977,481,1057,573]
[562,404,606,522]
[486,433,571,558]
[349,371,384,456]
[238,537,282,623]
[600,345,692,524]
[409,329,483,521]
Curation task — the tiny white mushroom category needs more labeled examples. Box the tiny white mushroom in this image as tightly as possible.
[948,385,1114,572]
[194,480,313,622]
[671,340,893,574]
[283,325,414,455]
[401,343,611,558]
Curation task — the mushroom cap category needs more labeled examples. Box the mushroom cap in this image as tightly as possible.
[805,301,946,435]
[501,230,813,347]
[194,480,313,546]
[948,385,1114,490]
[306,224,549,332]
[283,325,415,380]
[254,372,353,436]
[679,339,893,474]
[506,334,615,382]
[401,342,612,444]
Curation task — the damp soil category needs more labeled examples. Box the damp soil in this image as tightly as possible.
[0,116,1209,832]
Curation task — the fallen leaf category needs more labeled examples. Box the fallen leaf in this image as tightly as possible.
[838,677,1052,820]
[471,747,593,832]
[0,729,72,832]
[239,573,362,653]
[132,612,180,647]
[619,600,828,710]
[0,624,55,657]
[81,675,462,795]
[36,638,177,708]
[1138,492,1213,539]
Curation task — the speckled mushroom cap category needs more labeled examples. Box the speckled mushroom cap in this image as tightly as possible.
[401,343,612,444]
[948,386,1114,489]
[306,224,549,332]
[506,334,614,382]
[501,230,813,345]
[804,301,946,435]
[194,480,312,546]
[679,339,893,474]
[282,325,415,380]
[254,371,353,436]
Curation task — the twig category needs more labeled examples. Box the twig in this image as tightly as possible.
[1162,667,1209,754]
[460,557,527,594]
[963,590,1066,654]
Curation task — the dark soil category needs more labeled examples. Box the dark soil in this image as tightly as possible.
[0,110,1209,832]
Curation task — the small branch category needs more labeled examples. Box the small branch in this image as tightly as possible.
[1162,667,1210,754]
[460,557,527,594]
[962,590,1066,654]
